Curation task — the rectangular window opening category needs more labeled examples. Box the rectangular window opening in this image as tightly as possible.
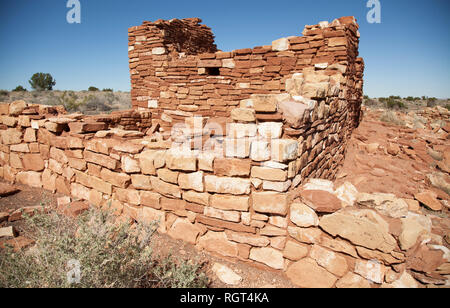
[206,67,220,76]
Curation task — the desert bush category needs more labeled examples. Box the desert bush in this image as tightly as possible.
[88,86,99,91]
[380,110,405,126]
[426,97,437,107]
[0,90,8,97]
[102,88,113,92]
[364,98,378,107]
[56,91,88,112]
[405,96,415,102]
[386,98,405,109]
[0,207,208,288]
[445,104,450,111]
[29,73,56,91]
[389,95,401,100]
[12,86,27,92]
[84,94,112,112]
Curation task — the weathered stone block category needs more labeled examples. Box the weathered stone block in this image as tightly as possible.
[214,158,251,177]
[249,247,284,270]
[168,218,201,244]
[22,154,45,171]
[197,231,239,258]
[252,192,289,215]
[224,138,251,158]
[178,171,204,192]
[150,176,181,198]
[230,108,255,122]
[271,139,298,162]
[100,168,131,188]
[250,140,271,162]
[205,175,251,195]
[204,207,240,223]
[251,166,287,181]
[183,190,210,206]
[165,150,197,171]
[290,202,319,227]
[251,94,278,113]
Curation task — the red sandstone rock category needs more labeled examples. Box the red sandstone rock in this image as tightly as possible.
[249,247,284,270]
[214,158,251,177]
[301,190,342,213]
[58,201,89,218]
[283,240,309,261]
[196,231,239,258]
[0,236,35,251]
[286,258,338,288]
[21,153,45,171]
[210,194,249,211]
[168,218,201,244]
[414,191,443,211]
[0,183,19,197]
[252,192,289,215]
[68,121,107,133]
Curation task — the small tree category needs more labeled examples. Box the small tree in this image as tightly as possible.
[29,73,56,91]
[102,88,113,92]
[12,85,27,92]
[88,86,99,91]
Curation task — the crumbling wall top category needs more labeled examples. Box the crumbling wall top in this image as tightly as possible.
[131,17,218,55]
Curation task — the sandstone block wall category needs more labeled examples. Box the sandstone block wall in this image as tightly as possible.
[8,17,434,287]
[128,16,364,127]
[2,102,449,288]
[128,16,364,183]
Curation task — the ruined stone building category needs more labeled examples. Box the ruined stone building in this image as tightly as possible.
[0,16,371,284]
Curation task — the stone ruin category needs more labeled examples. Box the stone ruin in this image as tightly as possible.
[17,16,450,288]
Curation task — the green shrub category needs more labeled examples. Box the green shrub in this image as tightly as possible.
[56,91,87,112]
[12,86,27,92]
[88,86,99,91]
[380,110,405,126]
[386,98,405,109]
[0,207,208,288]
[102,88,113,92]
[427,97,437,107]
[84,94,112,112]
[445,104,450,111]
[405,96,415,102]
[29,73,56,91]
[0,90,8,96]
[389,95,401,100]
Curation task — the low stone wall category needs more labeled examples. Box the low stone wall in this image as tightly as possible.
[1,100,449,288]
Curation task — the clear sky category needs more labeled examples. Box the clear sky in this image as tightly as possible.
[0,0,449,98]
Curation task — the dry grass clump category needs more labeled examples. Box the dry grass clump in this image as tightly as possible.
[379,110,406,126]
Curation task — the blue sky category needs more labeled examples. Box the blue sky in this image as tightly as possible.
[0,0,449,98]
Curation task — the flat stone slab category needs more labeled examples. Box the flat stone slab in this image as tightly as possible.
[0,183,19,197]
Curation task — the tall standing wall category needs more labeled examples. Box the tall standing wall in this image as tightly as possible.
[0,16,388,287]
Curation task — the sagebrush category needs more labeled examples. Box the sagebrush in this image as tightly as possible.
[0,207,208,288]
